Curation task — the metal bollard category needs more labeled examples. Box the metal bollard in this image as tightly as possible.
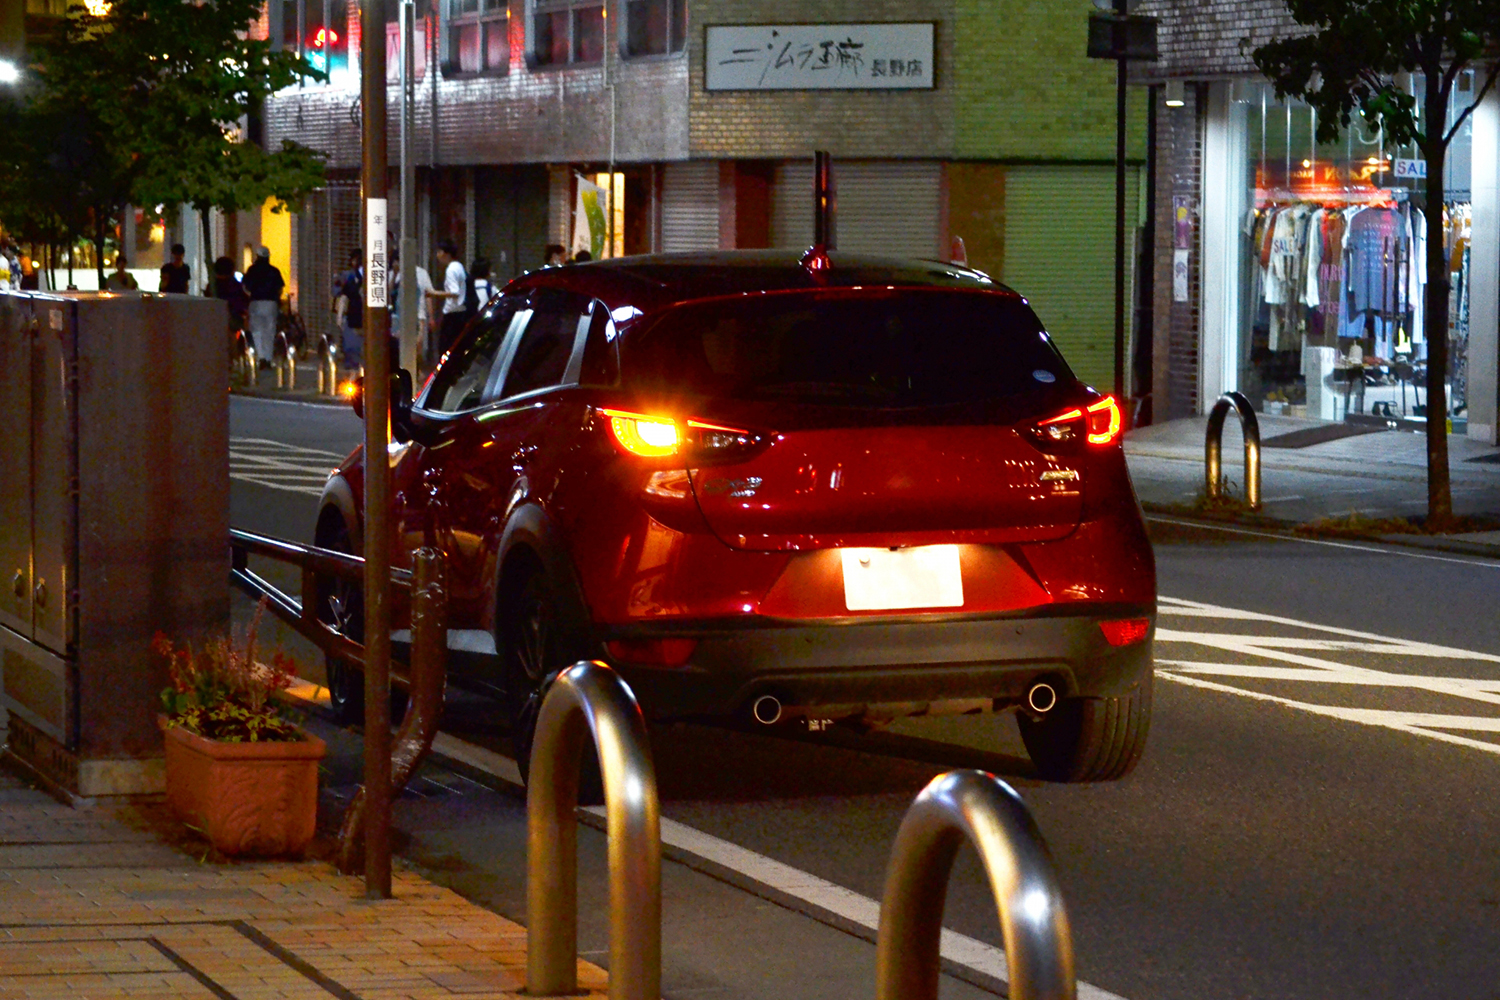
[274,332,288,390]
[317,334,339,396]
[875,771,1075,1000]
[527,662,660,1000]
[1205,390,1261,510]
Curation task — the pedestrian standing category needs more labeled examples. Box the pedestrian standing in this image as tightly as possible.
[212,256,250,340]
[543,243,566,268]
[244,246,285,365]
[105,254,139,291]
[426,239,468,357]
[333,248,365,373]
[160,244,192,294]
[391,248,436,370]
[471,256,493,309]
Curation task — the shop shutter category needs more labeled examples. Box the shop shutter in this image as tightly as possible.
[1003,165,1140,391]
[770,161,942,258]
[661,162,720,252]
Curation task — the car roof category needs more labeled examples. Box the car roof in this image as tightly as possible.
[501,249,1023,313]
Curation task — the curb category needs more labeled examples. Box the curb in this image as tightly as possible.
[1142,503,1500,561]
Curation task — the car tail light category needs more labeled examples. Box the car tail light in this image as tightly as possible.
[1085,396,1122,445]
[1025,395,1122,453]
[597,408,770,464]
[600,408,680,458]
[1099,618,1150,646]
[685,419,770,464]
[606,637,698,667]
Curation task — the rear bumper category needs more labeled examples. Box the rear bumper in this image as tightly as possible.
[601,604,1154,720]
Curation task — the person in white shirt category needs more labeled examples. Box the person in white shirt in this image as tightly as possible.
[426,238,468,358]
[391,248,436,369]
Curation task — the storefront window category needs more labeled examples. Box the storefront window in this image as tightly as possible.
[1230,80,1476,422]
[622,0,685,58]
[530,0,603,67]
[384,0,429,82]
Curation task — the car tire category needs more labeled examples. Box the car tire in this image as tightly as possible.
[1017,670,1152,782]
[317,516,365,726]
[501,569,601,803]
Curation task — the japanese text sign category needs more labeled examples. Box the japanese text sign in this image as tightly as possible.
[366,198,387,309]
[705,23,934,91]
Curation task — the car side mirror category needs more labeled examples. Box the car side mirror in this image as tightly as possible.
[349,369,415,445]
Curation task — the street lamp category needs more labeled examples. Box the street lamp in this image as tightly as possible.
[0,59,20,84]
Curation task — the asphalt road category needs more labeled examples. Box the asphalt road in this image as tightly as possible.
[231,394,1500,1000]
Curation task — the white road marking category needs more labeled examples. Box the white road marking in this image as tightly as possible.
[229,437,343,497]
[1158,596,1500,754]
[1146,515,1500,568]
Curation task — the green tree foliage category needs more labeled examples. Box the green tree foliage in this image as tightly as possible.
[2,0,325,286]
[1254,1,1500,525]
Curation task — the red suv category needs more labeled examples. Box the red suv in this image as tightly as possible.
[316,250,1156,782]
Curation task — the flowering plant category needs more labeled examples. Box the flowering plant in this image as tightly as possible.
[156,601,302,743]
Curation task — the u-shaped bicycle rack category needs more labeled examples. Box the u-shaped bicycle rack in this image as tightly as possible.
[527,661,662,1000]
[1205,390,1262,510]
[522,665,1073,1000]
[875,770,1076,1000]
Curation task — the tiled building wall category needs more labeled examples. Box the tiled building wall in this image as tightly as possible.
[264,0,690,170]
[953,0,1142,161]
[1134,0,1299,79]
[687,0,955,159]
[1153,85,1202,421]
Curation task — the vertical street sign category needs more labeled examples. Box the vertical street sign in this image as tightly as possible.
[367,198,388,308]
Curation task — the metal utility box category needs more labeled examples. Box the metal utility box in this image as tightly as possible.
[0,291,228,797]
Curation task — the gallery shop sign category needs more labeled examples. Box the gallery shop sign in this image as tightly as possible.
[704,23,935,91]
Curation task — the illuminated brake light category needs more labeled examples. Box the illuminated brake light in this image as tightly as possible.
[1099,618,1150,646]
[1086,396,1122,445]
[600,408,679,457]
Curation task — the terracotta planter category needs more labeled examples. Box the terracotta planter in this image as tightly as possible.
[160,718,326,857]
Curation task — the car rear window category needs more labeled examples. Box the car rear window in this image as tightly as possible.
[619,290,1072,407]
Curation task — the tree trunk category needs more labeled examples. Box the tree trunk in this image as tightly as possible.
[1422,76,1454,526]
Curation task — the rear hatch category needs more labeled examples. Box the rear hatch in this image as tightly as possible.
[619,288,1092,551]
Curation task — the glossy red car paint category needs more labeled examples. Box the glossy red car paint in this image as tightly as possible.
[316,251,1156,737]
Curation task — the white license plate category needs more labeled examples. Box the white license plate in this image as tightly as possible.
[840,545,964,612]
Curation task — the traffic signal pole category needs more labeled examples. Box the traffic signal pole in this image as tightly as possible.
[360,0,393,901]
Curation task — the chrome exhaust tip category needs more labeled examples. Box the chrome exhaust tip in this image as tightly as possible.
[752,694,783,726]
[1026,681,1058,715]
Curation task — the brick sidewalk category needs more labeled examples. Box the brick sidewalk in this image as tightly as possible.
[0,770,606,1000]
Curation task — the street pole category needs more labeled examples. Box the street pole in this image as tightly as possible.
[359,0,393,902]
[1113,0,1128,403]
[399,0,417,374]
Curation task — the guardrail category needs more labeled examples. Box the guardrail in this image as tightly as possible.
[876,770,1075,1000]
[1205,390,1262,510]
[228,530,440,891]
[228,528,412,673]
[527,661,661,1000]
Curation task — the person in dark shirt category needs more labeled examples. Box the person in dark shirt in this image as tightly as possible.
[160,243,192,294]
[212,256,249,339]
[333,248,364,373]
[243,246,285,364]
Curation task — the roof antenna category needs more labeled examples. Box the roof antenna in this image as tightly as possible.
[804,150,835,277]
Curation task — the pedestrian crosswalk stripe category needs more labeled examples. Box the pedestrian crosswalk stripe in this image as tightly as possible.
[230,436,345,498]
[1157,596,1500,756]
